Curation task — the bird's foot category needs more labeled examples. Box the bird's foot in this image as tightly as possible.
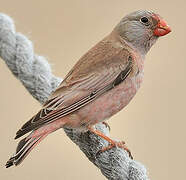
[88,126,133,159]
[97,140,133,159]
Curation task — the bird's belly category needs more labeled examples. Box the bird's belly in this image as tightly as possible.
[64,72,144,129]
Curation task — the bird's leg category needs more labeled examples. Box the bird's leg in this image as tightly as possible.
[102,122,111,131]
[88,126,133,159]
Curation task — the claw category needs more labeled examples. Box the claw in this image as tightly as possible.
[96,140,133,159]
[102,122,111,131]
[88,126,133,159]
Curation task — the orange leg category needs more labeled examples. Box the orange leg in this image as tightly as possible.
[88,127,133,159]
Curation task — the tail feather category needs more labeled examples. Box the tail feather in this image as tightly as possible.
[6,134,47,168]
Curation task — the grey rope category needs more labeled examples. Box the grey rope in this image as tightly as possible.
[0,13,149,180]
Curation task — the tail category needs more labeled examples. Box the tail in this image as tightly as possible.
[6,133,47,168]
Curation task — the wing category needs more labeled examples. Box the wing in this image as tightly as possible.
[15,36,134,139]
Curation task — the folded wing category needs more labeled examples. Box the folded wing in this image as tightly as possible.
[15,39,133,139]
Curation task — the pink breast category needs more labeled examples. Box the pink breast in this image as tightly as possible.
[76,72,144,127]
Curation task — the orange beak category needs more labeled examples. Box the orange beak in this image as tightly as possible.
[154,18,171,36]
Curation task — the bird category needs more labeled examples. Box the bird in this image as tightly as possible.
[6,10,171,168]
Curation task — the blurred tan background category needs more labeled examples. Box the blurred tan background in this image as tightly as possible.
[0,0,185,180]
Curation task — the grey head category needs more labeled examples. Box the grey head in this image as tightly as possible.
[114,10,171,55]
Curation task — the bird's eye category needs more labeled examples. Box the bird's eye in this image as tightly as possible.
[140,17,149,25]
